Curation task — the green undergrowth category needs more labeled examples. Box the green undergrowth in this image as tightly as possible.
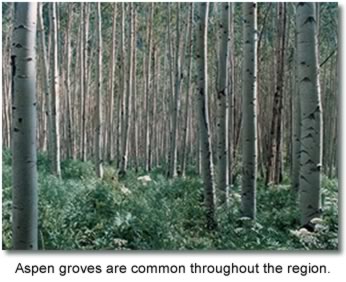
[2,150,338,250]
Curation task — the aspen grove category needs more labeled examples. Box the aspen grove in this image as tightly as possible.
[2,2,338,250]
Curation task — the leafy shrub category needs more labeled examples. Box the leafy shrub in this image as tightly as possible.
[2,149,11,166]
[1,153,339,250]
[61,159,96,179]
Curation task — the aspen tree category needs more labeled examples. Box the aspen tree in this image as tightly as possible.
[196,3,216,229]
[106,4,117,162]
[50,3,61,177]
[296,3,322,226]
[120,3,134,175]
[12,2,38,250]
[168,3,182,178]
[241,2,257,219]
[95,2,103,178]
[37,3,52,158]
[144,4,154,172]
[180,3,194,177]
[216,3,230,206]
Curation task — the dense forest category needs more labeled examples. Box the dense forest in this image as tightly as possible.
[2,2,338,250]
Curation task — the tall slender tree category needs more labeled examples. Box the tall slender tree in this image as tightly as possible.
[144,3,154,172]
[50,2,61,177]
[241,2,257,219]
[168,3,182,178]
[180,3,194,177]
[12,2,38,250]
[216,2,230,206]
[95,2,103,178]
[296,2,322,226]
[196,3,216,229]
[119,3,134,175]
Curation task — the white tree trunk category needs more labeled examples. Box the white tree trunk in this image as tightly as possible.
[12,2,38,250]
[95,2,103,178]
[50,3,61,177]
[297,3,322,226]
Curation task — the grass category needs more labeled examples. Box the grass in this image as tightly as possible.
[2,149,339,250]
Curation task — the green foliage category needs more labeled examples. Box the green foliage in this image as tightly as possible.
[61,159,96,179]
[2,156,338,250]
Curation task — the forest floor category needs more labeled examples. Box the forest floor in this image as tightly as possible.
[2,150,338,250]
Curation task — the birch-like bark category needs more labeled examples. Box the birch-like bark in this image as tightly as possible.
[65,3,74,159]
[50,3,61,177]
[216,3,230,206]
[38,3,52,158]
[12,2,38,250]
[95,2,103,178]
[144,4,154,172]
[120,3,134,175]
[168,3,181,178]
[131,6,138,171]
[297,3,322,226]
[106,4,117,162]
[241,2,257,219]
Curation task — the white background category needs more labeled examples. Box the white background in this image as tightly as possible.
[0,0,344,281]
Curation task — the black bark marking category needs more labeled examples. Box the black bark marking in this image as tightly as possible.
[15,24,25,30]
[304,16,315,24]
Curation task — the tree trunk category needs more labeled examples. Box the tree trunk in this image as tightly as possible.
[38,3,52,158]
[64,3,74,159]
[131,5,138,171]
[12,2,38,250]
[297,3,322,226]
[216,3,230,206]
[95,2,103,178]
[144,4,154,172]
[106,4,117,163]
[241,2,257,219]
[50,3,61,177]
[291,4,300,194]
[119,3,134,175]
[168,3,182,178]
[196,3,216,230]
[180,3,194,177]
